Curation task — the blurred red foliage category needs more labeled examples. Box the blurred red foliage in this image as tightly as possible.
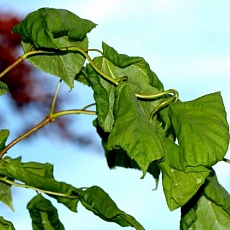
[0,13,95,148]
[0,13,53,107]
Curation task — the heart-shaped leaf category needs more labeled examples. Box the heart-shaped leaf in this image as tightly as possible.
[169,92,229,168]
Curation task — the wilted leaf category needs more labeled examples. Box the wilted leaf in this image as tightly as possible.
[27,194,64,230]
[79,186,144,230]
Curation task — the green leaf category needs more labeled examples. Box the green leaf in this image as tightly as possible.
[102,42,164,91]
[86,42,164,132]
[0,130,10,151]
[21,37,88,89]
[169,92,229,168]
[203,170,230,216]
[3,156,54,178]
[0,217,15,230]
[27,194,64,230]
[12,8,96,49]
[180,170,230,229]
[157,106,176,141]
[167,168,209,211]
[86,63,115,131]
[0,157,79,212]
[74,67,91,86]
[93,119,160,185]
[107,83,165,177]
[159,138,210,211]
[23,162,53,178]
[181,195,230,230]
[0,81,9,96]
[13,8,96,89]
[79,186,144,230]
[107,149,160,181]
[0,181,14,211]
[102,43,163,116]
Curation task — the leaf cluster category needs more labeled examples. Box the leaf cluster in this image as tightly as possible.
[0,7,230,229]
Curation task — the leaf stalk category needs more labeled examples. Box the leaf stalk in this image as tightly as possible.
[223,158,230,164]
[149,89,179,122]
[0,110,95,159]
[59,46,127,85]
[50,79,62,115]
[0,177,78,199]
[0,116,52,158]
[0,50,45,79]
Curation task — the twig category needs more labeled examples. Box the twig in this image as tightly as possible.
[50,79,62,115]
[0,50,45,79]
[0,115,52,158]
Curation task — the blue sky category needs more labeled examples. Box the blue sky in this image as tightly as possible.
[1,1,230,229]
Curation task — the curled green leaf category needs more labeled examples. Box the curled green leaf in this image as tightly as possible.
[0,81,9,96]
[27,194,64,230]
[0,216,15,230]
[12,8,97,89]
[79,186,144,230]
[13,8,96,49]
[0,181,14,211]
[0,157,79,212]
[0,130,10,151]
